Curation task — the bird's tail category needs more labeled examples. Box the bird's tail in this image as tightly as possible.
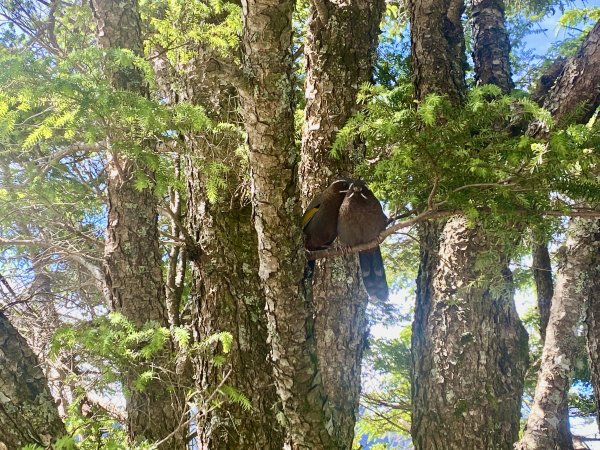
[359,247,389,301]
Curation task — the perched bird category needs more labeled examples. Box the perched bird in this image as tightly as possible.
[337,179,389,300]
[302,179,351,275]
[302,179,352,251]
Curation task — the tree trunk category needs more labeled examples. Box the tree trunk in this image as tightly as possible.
[410,0,528,446]
[517,20,600,449]
[532,242,572,445]
[409,0,467,103]
[411,217,528,449]
[89,0,188,446]
[532,242,553,341]
[299,0,384,446]
[585,230,600,433]
[184,89,285,449]
[517,219,600,450]
[471,0,513,92]
[528,19,600,138]
[239,0,337,446]
[0,311,65,449]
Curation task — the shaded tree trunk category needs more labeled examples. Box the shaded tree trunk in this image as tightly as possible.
[532,242,553,341]
[89,0,188,446]
[585,232,600,433]
[0,311,65,448]
[299,0,384,446]
[409,0,466,103]
[150,12,286,443]
[182,64,285,448]
[471,0,513,92]
[239,0,337,446]
[410,0,528,447]
[518,19,600,449]
[517,219,599,450]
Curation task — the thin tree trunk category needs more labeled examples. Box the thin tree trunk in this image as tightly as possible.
[532,242,553,341]
[517,219,599,450]
[532,242,572,445]
[239,0,337,446]
[0,311,65,448]
[299,0,384,446]
[89,0,188,446]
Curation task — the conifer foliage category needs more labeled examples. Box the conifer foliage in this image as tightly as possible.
[0,0,600,448]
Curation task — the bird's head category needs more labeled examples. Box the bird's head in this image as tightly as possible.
[341,180,369,199]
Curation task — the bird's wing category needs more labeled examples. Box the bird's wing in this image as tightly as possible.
[302,196,322,229]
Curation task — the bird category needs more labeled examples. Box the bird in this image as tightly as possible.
[337,179,389,301]
[302,179,352,275]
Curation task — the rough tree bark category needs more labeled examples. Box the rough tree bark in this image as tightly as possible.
[299,0,384,446]
[409,0,466,103]
[471,0,513,92]
[169,52,285,448]
[532,242,572,447]
[239,0,338,447]
[410,0,528,447]
[412,218,528,449]
[89,0,188,446]
[517,19,600,450]
[517,220,600,450]
[0,311,65,449]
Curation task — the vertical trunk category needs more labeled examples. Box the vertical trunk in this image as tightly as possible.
[152,38,285,446]
[532,242,572,444]
[0,311,65,448]
[239,0,337,446]
[471,0,513,92]
[409,0,466,103]
[411,218,528,449]
[517,219,599,450]
[585,235,600,433]
[300,0,384,446]
[532,242,553,341]
[517,20,600,449]
[411,0,528,446]
[89,0,188,446]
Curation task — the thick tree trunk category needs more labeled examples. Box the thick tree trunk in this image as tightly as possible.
[410,0,528,446]
[411,218,528,449]
[517,219,600,450]
[299,0,384,446]
[89,0,188,446]
[409,0,466,103]
[151,35,286,446]
[471,0,513,92]
[239,0,337,447]
[518,21,600,449]
[0,311,65,448]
